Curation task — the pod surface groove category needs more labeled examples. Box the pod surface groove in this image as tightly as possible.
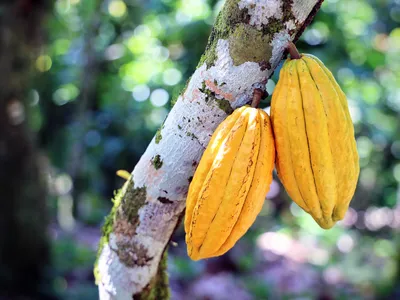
[185,106,275,260]
[271,54,360,229]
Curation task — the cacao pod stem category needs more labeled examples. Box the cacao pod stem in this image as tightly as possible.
[287,41,301,60]
[251,88,263,108]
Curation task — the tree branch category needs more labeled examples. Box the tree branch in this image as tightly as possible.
[96,0,324,299]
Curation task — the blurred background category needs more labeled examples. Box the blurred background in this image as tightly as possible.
[2,0,400,299]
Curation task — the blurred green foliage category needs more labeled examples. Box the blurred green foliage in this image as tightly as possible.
[28,0,400,298]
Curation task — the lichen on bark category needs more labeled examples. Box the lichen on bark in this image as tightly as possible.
[94,177,147,283]
[133,251,170,300]
[155,128,163,144]
[116,243,152,268]
[151,154,163,170]
[229,24,273,65]
[215,98,234,114]
[198,0,299,69]
[120,184,147,222]
[199,81,233,114]
[198,0,251,68]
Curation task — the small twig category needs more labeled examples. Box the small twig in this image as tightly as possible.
[251,89,263,108]
[287,41,301,59]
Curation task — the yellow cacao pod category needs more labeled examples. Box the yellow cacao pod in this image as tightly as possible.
[270,54,360,229]
[185,106,275,260]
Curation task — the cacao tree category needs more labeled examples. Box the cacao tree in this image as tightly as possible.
[95,0,325,298]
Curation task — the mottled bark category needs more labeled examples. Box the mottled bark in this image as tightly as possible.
[0,1,52,299]
[96,0,324,299]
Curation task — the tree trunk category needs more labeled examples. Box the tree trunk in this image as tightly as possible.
[0,1,52,299]
[96,0,324,299]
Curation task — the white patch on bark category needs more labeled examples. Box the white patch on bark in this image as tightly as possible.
[98,243,136,300]
[205,39,268,108]
[98,234,165,299]
[268,0,320,69]
[238,0,283,29]
[269,31,291,69]
[292,0,317,24]
[285,20,296,31]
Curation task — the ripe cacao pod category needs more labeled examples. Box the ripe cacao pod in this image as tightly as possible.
[185,106,275,260]
[271,54,359,229]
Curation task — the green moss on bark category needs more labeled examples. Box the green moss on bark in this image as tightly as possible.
[215,98,234,114]
[198,0,249,68]
[94,178,147,284]
[229,24,273,66]
[155,128,162,144]
[196,0,304,70]
[151,154,163,170]
[122,184,147,222]
[134,250,170,300]
[94,185,126,284]
[199,81,234,114]
[186,131,199,140]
